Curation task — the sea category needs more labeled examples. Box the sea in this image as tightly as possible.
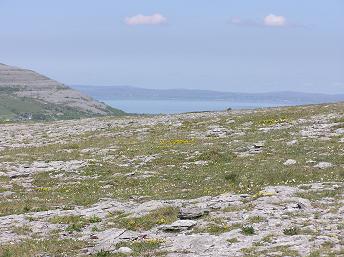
[103,99,290,114]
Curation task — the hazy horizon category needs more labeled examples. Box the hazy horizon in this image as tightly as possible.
[1,0,343,94]
[73,84,344,95]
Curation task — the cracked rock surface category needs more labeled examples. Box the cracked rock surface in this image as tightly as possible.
[0,102,343,256]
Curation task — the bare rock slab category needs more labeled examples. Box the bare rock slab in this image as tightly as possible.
[178,207,209,220]
[283,159,297,166]
[117,247,133,254]
[159,220,197,232]
[314,162,333,169]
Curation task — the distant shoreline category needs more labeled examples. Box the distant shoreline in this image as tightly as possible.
[102,99,290,115]
[72,85,344,104]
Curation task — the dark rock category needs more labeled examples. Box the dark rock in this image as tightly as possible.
[9,172,30,179]
[90,235,99,239]
[178,207,209,219]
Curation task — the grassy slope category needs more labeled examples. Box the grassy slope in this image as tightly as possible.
[0,95,44,116]
[0,93,125,121]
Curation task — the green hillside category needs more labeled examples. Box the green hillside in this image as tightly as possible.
[0,93,125,122]
[0,64,125,121]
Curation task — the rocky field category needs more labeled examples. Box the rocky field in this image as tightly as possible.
[0,103,343,257]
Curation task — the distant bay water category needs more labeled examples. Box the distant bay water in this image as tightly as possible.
[103,99,289,114]
[71,85,344,114]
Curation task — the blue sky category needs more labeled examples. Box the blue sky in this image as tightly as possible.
[0,0,343,93]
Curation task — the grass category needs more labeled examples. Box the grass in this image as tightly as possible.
[247,216,266,223]
[0,238,87,257]
[193,218,242,235]
[194,223,231,235]
[49,215,102,232]
[11,225,32,236]
[227,238,239,244]
[109,207,179,231]
[0,95,44,118]
[283,227,300,236]
[241,226,255,235]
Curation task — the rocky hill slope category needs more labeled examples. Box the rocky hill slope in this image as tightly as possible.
[0,102,343,256]
[0,63,124,121]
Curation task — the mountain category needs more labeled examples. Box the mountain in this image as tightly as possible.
[72,85,344,105]
[0,64,124,121]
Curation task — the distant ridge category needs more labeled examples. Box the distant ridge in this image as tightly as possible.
[0,63,125,121]
[73,85,344,104]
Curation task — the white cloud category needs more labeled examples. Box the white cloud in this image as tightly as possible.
[125,13,167,26]
[263,14,287,27]
[230,14,288,28]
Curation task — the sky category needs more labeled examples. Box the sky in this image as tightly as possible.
[0,0,343,94]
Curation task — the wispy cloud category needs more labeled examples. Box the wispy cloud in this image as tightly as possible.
[264,14,287,27]
[125,13,167,26]
[230,14,288,28]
